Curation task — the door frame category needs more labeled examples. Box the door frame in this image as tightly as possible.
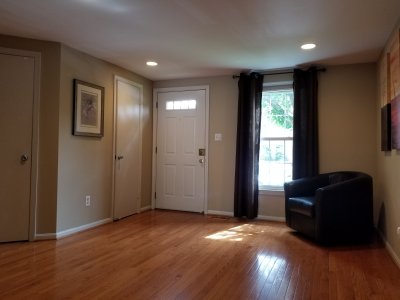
[152,86,209,212]
[0,47,41,241]
[111,75,143,219]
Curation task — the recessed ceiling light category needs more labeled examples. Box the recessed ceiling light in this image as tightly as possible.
[301,43,316,50]
[146,61,158,66]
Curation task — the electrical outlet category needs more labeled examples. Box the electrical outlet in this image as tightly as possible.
[85,195,91,206]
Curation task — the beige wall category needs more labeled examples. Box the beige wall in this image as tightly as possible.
[319,64,377,177]
[376,22,400,262]
[57,45,153,231]
[0,35,61,234]
[155,65,378,220]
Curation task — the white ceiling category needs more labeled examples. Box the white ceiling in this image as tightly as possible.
[0,0,399,81]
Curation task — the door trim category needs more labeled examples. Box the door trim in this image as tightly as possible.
[152,86,209,213]
[0,47,41,241]
[112,76,143,219]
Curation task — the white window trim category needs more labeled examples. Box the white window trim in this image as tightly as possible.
[259,189,284,196]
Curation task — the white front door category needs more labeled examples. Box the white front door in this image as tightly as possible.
[113,77,142,219]
[155,88,207,213]
[0,52,35,242]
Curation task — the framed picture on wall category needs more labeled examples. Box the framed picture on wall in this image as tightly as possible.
[391,95,400,149]
[73,79,104,137]
[381,103,391,151]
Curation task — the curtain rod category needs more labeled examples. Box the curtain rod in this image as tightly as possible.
[232,68,326,79]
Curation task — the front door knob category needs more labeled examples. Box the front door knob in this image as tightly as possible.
[21,154,29,162]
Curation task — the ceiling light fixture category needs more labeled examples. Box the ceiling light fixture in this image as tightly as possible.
[146,61,158,66]
[301,43,316,50]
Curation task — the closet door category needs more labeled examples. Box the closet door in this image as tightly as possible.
[113,77,142,219]
[0,52,35,242]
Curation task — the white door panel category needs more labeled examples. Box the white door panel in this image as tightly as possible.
[113,78,142,219]
[156,89,206,213]
[0,53,34,242]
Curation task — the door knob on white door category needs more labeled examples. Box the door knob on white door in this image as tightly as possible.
[117,155,124,160]
[199,158,204,163]
[20,154,29,162]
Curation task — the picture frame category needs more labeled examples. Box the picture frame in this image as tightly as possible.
[73,79,104,137]
[381,103,391,151]
[391,95,400,149]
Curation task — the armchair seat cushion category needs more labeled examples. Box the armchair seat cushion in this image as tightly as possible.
[287,196,316,217]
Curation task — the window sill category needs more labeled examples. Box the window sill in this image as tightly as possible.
[259,188,284,196]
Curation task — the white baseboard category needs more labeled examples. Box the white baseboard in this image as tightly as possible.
[377,229,400,269]
[257,215,285,222]
[140,206,152,212]
[34,233,57,240]
[35,212,151,240]
[56,218,112,239]
[206,210,234,217]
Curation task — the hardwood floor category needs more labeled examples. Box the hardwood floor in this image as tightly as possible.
[1,210,399,299]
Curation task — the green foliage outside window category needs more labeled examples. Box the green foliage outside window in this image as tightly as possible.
[261,90,293,130]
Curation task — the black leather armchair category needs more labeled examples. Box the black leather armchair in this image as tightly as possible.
[284,171,373,244]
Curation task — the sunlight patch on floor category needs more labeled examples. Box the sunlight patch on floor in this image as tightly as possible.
[205,224,267,241]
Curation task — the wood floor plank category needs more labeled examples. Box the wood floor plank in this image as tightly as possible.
[0,210,399,299]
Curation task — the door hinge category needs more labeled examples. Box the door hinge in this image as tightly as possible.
[156,101,158,109]
[155,146,157,154]
[154,192,157,199]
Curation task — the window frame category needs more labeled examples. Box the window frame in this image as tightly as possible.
[259,83,293,191]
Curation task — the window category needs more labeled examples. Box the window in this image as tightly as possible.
[166,99,196,110]
[259,86,294,190]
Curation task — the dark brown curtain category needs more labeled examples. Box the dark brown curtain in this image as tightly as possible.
[292,67,319,179]
[234,72,264,219]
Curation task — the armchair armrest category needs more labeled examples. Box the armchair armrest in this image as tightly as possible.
[284,174,330,228]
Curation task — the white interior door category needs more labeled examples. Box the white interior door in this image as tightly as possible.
[155,88,207,213]
[0,52,35,242]
[113,77,142,219]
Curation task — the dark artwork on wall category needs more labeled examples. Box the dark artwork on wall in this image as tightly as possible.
[381,103,391,151]
[391,95,400,149]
